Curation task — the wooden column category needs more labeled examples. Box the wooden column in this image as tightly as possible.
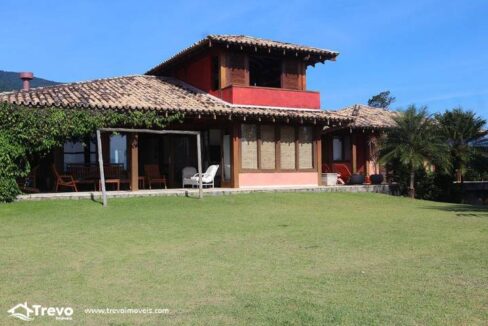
[231,123,240,188]
[196,132,203,198]
[365,135,371,176]
[351,133,357,173]
[220,53,229,88]
[129,133,139,191]
[96,130,107,207]
[316,127,322,186]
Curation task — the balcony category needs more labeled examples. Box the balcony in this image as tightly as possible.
[211,85,321,109]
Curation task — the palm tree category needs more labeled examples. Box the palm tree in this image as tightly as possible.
[379,105,449,198]
[435,108,486,182]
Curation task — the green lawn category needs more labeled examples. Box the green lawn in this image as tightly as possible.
[1,193,487,325]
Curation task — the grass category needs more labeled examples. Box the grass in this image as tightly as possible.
[0,192,487,325]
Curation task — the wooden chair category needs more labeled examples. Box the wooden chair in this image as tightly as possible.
[99,164,124,191]
[144,164,167,189]
[66,164,97,190]
[332,163,352,184]
[52,164,78,192]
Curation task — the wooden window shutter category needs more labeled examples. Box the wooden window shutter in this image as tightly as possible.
[260,125,276,169]
[282,60,301,90]
[228,54,247,86]
[298,126,313,169]
[280,126,296,169]
[241,124,258,169]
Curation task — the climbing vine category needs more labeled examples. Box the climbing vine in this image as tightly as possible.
[0,102,182,202]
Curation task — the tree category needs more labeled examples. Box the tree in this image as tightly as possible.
[379,105,449,198]
[368,91,396,108]
[435,108,486,182]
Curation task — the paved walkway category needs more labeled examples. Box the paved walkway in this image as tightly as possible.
[17,184,392,201]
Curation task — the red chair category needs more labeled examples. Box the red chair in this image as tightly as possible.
[332,163,352,184]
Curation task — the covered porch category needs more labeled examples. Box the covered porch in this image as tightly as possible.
[320,105,398,185]
[22,120,236,194]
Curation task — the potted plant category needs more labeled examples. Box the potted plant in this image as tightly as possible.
[368,136,384,184]
[349,173,365,185]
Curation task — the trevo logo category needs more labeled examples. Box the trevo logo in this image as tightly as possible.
[8,302,73,321]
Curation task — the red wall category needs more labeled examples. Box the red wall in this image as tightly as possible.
[174,53,213,92]
[322,131,369,174]
[211,85,320,109]
[169,49,320,109]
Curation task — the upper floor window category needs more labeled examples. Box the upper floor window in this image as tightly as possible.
[249,56,281,88]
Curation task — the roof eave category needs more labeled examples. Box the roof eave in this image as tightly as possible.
[145,35,339,75]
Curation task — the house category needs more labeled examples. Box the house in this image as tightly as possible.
[0,35,397,192]
[8,302,34,321]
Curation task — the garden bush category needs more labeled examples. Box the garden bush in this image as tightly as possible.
[0,103,181,202]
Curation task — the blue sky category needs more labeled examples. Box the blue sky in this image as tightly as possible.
[1,1,487,118]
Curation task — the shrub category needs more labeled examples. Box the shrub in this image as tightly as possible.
[0,177,21,203]
[0,103,181,202]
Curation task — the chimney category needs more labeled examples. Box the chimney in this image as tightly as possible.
[19,72,34,91]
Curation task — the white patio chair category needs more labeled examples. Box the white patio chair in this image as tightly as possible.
[182,166,197,188]
[190,164,219,188]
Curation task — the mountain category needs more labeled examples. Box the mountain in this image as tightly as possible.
[0,70,60,92]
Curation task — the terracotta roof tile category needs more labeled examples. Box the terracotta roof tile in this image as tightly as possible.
[0,75,349,124]
[146,34,339,74]
[208,35,338,56]
[335,104,399,129]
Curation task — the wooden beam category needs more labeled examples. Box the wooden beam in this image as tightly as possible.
[295,127,299,170]
[196,132,203,199]
[129,133,139,192]
[244,54,250,86]
[96,130,107,207]
[365,135,371,176]
[99,128,200,136]
[231,123,240,188]
[96,128,204,206]
[220,52,228,88]
[316,127,322,186]
[276,125,281,170]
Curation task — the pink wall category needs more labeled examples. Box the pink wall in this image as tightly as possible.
[239,172,318,187]
[214,85,320,109]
